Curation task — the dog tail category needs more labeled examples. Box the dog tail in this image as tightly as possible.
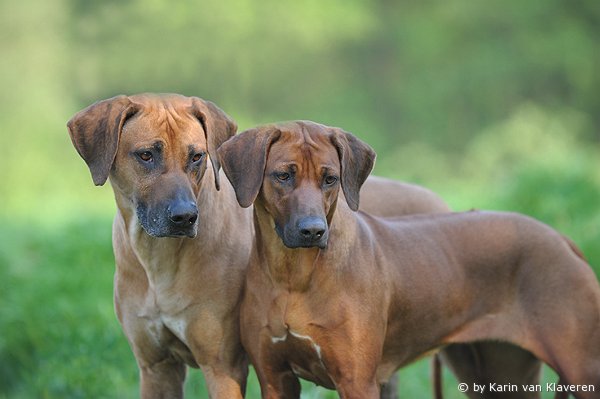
[432,353,443,399]
[562,235,587,262]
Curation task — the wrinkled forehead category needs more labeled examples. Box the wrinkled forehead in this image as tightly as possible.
[267,124,340,169]
[121,96,206,146]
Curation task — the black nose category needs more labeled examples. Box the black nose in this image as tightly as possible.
[297,216,327,242]
[168,200,198,226]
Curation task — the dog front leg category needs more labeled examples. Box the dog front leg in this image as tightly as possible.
[200,363,248,399]
[314,328,383,399]
[189,330,249,399]
[249,343,300,399]
[248,352,301,398]
[320,338,382,399]
[257,368,301,399]
[335,378,380,399]
[139,357,186,399]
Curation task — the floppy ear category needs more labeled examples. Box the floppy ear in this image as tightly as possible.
[67,95,139,186]
[330,128,376,211]
[189,98,238,191]
[217,127,281,208]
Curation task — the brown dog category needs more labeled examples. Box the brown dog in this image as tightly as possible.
[68,94,253,398]
[218,121,600,399]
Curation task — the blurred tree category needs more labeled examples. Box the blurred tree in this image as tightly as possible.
[59,0,600,153]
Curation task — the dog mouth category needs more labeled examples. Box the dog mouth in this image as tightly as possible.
[160,228,198,238]
[287,241,327,249]
[278,223,329,249]
[136,202,198,238]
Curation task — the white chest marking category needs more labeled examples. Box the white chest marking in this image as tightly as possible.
[162,315,188,342]
[289,331,323,361]
[271,333,288,343]
[271,330,324,365]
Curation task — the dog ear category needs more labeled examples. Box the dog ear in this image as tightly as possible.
[189,98,238,191]
[67,95,139,186]
[330,128,376,211]
[217,126,281,208]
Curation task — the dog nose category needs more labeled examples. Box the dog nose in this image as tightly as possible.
[168,200,198,226]
[297,217,327,242]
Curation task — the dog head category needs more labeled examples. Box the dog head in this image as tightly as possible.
[218,121,375,249]
[67,93,237,238]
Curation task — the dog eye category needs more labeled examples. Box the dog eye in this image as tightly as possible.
[191,153,204,163]
[276,172,290,181]
[138,151,153,162]
[324,175,338,185]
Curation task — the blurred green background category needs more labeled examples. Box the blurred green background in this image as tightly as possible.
[1,0,599,397]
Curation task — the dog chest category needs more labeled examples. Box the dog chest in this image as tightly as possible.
[142,312,198,367]
[263,292,335,386]
[161,314,188,342]
[269,327,334,389]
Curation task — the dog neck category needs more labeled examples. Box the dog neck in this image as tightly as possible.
[112,170,235,292]
[252,199,357,292]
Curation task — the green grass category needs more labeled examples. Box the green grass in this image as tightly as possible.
[0,218,137,399]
